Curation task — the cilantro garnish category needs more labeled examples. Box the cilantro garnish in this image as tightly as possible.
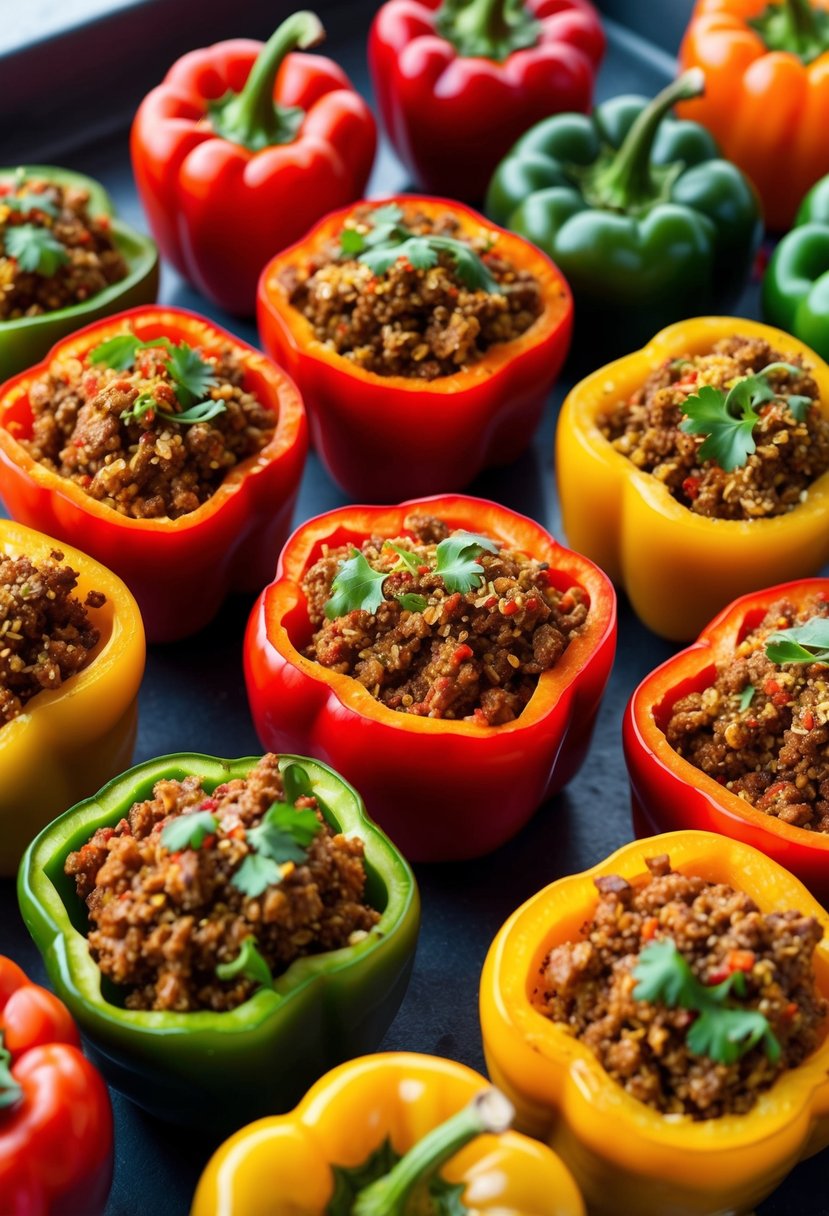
[165,341,220,407]
[4,224,69,276]
[160,809,218,853]
[119,393,227,428]
[232,853,282,899]
[324,549,389,619]
[88,334,223,427]
[738,684,755,712]
[384,540,421,575]
[231,764,322,899]
[765,616,829,666]
[0,1032,22,1111]
[396,593,428,613]
[434,531,499,594]
[632,939,781,1066]
[5,191,59,219]
[215,936,273,988]
[678,362,812,472]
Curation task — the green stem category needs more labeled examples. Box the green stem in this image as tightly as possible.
[750,0,829,63]
[352,1089,514,1216]
[435,0,540,61]
[0,1031,22,1111]
[782,0,823,45]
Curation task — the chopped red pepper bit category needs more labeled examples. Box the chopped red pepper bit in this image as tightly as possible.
[452,643,473,666]
[726,949,755,974]
[682,476,701,501]
[201,798,219,812]
[642,916,659,941]
[802,710,815,731]
[525,596,540,612]
[764,678,780,695]
[502,599,520,616]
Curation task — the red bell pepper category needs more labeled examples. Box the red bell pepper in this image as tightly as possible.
[131,11,376,316]
[368,0,605,202]
[244,494,616,862]
[0,306,308,643]
[624,577,829,901]
[0,956,112,1216]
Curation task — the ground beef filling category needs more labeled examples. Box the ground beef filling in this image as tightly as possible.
[0,551,104,725]
[598,336,829,519]
[303,514,588,725]
[666,595,829,831]
[21,340,275,519]
[0,178,128,319]
[538,855,825,1119]
[281,208,543,379]
[64,754,380,1013]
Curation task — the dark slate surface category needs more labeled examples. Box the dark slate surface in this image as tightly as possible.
[1,6,829,1214]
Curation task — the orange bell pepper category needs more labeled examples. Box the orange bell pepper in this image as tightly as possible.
[480,829,829,1216]
[678,0,829,230]
[190,1052,585,1216]
[555,316,829,641]
[0,519,144,874]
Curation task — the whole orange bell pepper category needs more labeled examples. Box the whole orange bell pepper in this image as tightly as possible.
[555,316,829,641]
[190,1052,585,1216]
[678,0,829,230]
[480,829,829,1216]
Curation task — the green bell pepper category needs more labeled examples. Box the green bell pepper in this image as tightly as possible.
[17,752,420,1133]
[485,71,761,355]
[763,174,829,361]
[0,165,158,381]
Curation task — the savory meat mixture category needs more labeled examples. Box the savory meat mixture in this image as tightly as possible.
[0,176,127,319]
[20,335,275,520]
[281,204,543,379]
[303,514,588,725]
[538,855,826,1119]
[0,550,104,725]
[65,754,379,1013]
[599,336,829,519]
[667,595,829,831]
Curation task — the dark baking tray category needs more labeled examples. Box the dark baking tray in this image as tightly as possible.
[1,4,827,1213]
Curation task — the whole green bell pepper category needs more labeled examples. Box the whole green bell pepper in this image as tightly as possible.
[0,165,158,381]
[763,175,829,361]
[17,752,420,1133]
[485,70,761,355]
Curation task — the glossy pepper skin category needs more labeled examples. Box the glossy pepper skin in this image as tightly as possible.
[625,578,829,902]
[0,305,308,643]
[257,198,573,501]
[0,519,144,876]
[18,753,419,1133]
[763,174,829,359]
[0,955,113,1216]
[131,12,376,316]
[0,165,158,382]
[555,316,829,641]
[679,0,829,231]
[368,0,605,203]
[480,829,829,1216]
[244,495,616,862]
[486,71,761,356]
[191,1052,586,1216]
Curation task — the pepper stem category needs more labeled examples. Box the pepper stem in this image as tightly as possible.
[435,0,540,61]
[208,11,325,152]
[352,1089,514,1216]
[591,70,705,212]
[0,1031,22,1111]
[749,0,829,62]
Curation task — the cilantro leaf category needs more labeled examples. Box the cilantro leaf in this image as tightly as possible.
[688,1006,781,1067]
[788,395,813,422]
[167,400,227,424]
[739,684,755,712]
[89,334,145,371]
[247,800,321,866]
[232,853,282,898]
[632,938,696,1008]
[0,1033,22,1112]
[215,936,273,988]
[324,549,388,619]
[384,541,422,575]
[161,810,218,852]
[435,531,499,594]
[765,616,829,665]
[4,224,69,275]
[6,191,59,219]
[366,204,404,229]
[165,341,219,407]
[399,237,439,272]
[396,593,428,613]
[340,227,366,256]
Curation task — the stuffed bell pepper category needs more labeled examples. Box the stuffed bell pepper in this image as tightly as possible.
[257,196,572,500]
[0,165,158,380]
[244,495,616,862]
[556,316,829,640]
[131,11,376,315]
[0,955,113,1216]
[0,305,307,642]
[0,519,144,875]
[626,577,829,901]
[368,0,605,201]
[480,829,829,1216]
[764,172,829,359]
[191,1053,585,1216]
[18,752,419,1132]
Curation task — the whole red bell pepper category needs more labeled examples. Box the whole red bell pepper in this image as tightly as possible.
[244,494,616,862]
[624,577,829,901]
[131,11,376,316]
[0,956,112,1216]
[368,0,605,202]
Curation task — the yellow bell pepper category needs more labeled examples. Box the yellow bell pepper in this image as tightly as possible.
[480,829,829,1216]
[0,520,145,873]
[555,317,829,640]
[190,1052,585,1216]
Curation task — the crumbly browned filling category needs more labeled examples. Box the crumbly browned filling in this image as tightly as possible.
[0,178,128,319]
[598,336,829,519]
[667,595,829,831]
[64,754,380,1013]
[280,208,542,379]
[537,855,825,1119]
[303,514,587,725]
[21,341,275,520]
[0,550,104,725]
